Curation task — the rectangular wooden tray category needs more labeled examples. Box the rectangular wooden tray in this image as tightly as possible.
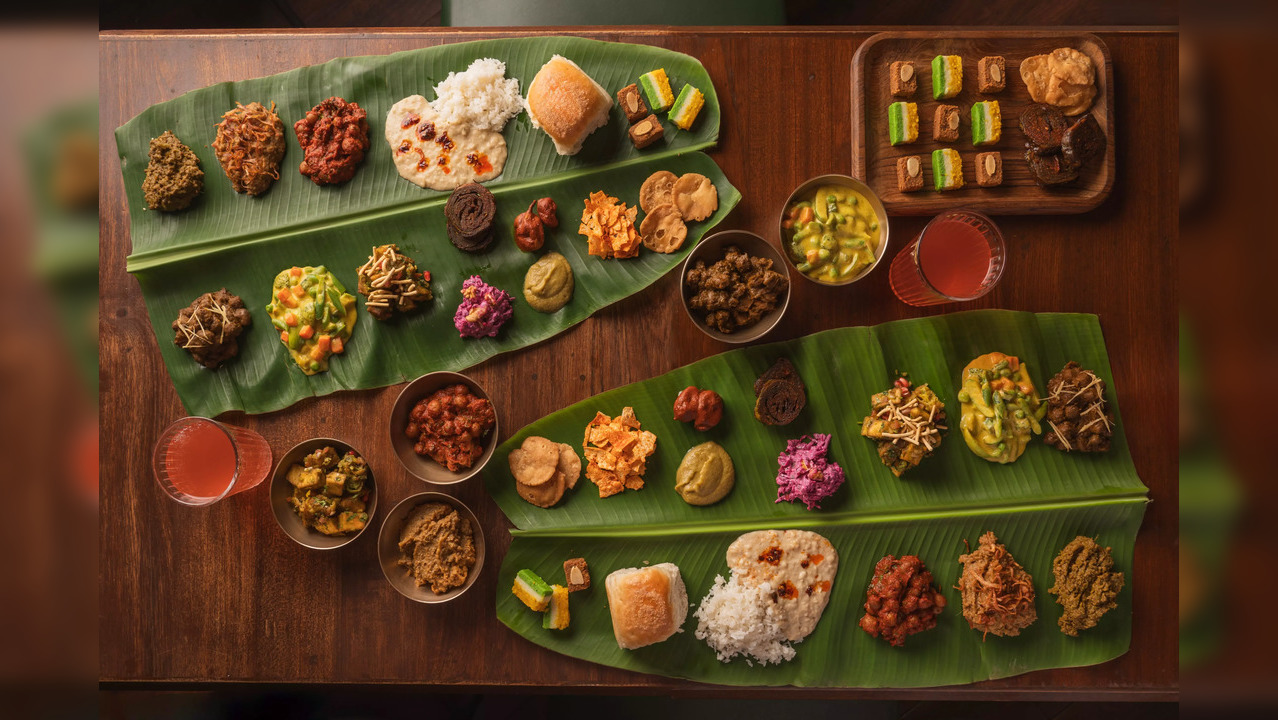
[851,30,1115,215]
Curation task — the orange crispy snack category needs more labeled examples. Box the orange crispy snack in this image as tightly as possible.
[582,406,657,498]
[578,191,642,259]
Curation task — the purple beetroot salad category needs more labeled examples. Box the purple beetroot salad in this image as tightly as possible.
[775,433,845,510]
[453,275,513,338]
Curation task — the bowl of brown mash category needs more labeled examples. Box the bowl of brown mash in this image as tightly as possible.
[377,492,485,604]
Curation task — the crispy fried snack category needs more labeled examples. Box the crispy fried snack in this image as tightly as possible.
[957,531,1037,639]
[578,191,641,259]
[582,407,657,497]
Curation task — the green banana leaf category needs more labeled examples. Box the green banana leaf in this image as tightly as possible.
[489,310,1150,687]
[116,37,737,416]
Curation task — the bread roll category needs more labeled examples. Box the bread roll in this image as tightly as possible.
[525,55,613,156]
[604,563,688,650]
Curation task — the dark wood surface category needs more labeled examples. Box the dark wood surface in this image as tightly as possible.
[99,28,1178,698]
[851,30,1115,215]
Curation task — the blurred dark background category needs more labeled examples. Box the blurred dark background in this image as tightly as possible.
[99,0,1175,30]
[7,2,1222,719]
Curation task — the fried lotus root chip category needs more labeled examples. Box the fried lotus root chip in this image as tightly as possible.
[639,170,678,213]
[639,203,688,253]
[672,172,718,222]
[1020,48,1097,116]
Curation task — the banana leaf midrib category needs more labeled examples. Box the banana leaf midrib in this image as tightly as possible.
[123,139,721,272]
[507,493,1150,538]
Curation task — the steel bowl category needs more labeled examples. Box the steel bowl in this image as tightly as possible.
[390,371,498,485]
[679,229,791,344]
[777,173,891,287]
[377,492,486,604]
[269,437,377,550]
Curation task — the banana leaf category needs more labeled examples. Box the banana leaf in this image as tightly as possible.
[116,37,737,416]
[489,310,1150,687]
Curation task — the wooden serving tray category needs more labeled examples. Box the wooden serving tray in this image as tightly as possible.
[851,31,1115,215]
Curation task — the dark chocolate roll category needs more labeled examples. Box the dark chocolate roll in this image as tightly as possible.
[1024,148,1079,186]
[1061,114,1105,169]
[753,357,804,397]
[444,182,496,253]
[1018,105,1069,152]
[754,379,806,426]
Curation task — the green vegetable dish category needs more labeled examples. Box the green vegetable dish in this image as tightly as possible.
[957,352,1046,464]
[782,184,882,283]
[285,446,371,536]
[266,265,357,375]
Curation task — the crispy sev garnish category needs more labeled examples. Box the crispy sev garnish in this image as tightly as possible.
[956,531,1037,639]
[860,378,947,477]
[356,244,432,320]
[212,101,286,196]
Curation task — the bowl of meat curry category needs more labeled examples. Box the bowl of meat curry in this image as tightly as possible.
[680,230,791,344]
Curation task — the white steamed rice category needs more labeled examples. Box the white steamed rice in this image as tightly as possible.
[693,574,796,666]
[431,58,523,132]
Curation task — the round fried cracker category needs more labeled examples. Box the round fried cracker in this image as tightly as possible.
[672,173,718,222]
[517,468,566,508]
[1020,55,1052,103]
[639,203,688,253]
[639,171,677,214]
[1047,47,1094,86]
[557,443,581,490]
[510,436,559,486]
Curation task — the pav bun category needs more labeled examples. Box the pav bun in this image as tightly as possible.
[604,563,688,650]
[525,55,613,156]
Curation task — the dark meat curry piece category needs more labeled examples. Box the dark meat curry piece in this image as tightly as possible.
[171,288,252,369]
[293,96,370,185]
[1043,361,1114,453]
[685,245,788,334]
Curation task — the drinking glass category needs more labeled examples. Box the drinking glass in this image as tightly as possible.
[889,209,1006,306]
[152,417,273,506]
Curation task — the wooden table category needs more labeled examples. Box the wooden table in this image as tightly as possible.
[99,28,1178,699]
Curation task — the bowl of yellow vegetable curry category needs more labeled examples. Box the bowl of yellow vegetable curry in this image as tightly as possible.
[779,174,889,286]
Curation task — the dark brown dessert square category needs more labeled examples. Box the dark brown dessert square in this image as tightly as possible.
[933,104,960,142]
[896,155,925,192]
[616,83,648,123]
[977,56,1006,93]
[975,151,1003,187]
[628,114,664,149]
[564,558,591,592]
[889,61,917,96]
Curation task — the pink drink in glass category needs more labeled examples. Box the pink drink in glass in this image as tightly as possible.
[889,209,1006,306]
[152,417,272,506]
